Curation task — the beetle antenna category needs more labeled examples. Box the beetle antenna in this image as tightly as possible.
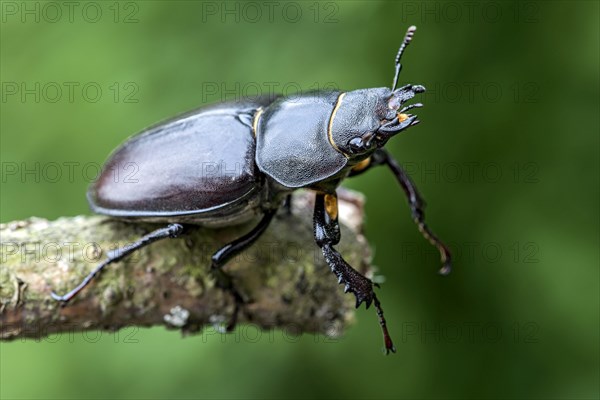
[391,25,417,91]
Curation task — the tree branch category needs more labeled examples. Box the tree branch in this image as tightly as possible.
[0,190,371,341]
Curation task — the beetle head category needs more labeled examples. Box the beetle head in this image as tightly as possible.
[329,85,425,159]
[329,25,425,160]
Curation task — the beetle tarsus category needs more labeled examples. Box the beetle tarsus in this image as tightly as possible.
[439,261,452,276]
[373,293,396,354]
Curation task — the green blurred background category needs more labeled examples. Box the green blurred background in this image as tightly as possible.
[1,1,598,399]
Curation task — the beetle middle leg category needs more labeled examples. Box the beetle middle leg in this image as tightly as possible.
[313,192,396,354]
[51,223,185,303]
[349,149,452,275]
[282,194,293,216]
[210,209,277,331]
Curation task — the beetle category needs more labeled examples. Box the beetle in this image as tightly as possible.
[51,26,452,354]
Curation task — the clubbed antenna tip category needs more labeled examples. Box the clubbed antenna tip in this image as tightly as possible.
[392,26,418,91]
[395,26,417,64]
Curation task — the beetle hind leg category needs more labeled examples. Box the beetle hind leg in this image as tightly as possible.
[209,209,277,331]
[314,192,396,354]
[51,223,185,303]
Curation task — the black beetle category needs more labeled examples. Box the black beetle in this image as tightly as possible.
[52,26,451,354]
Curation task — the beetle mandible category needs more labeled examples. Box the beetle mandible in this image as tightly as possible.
[52,26,452,354]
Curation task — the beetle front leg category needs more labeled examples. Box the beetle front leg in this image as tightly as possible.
[313,192,396,354]
[210,209,277,330]
[375,149,452,275]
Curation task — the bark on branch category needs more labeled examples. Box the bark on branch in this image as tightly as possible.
[0,190,371,341]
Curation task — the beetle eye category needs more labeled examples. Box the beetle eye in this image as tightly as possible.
[348,137,365,154]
